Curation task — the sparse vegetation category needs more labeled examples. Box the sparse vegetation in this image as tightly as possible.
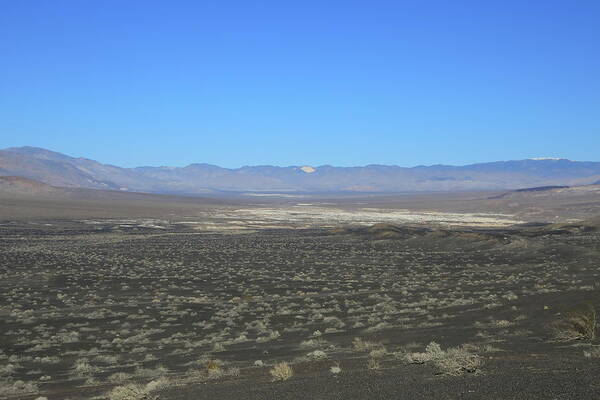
[352,338,383,353]
[366,358,381,371]
[551,304,597,341]
[1,218,599,398]
[270,362,293,381]
[330,363,342,375]
[0,380,39,397]
[583,346,600,358]
[108,378,170,400]
[404,342,483,376]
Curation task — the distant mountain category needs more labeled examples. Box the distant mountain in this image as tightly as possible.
[514,185,570,192]
[0,175,58,194]
[2,146,600,194]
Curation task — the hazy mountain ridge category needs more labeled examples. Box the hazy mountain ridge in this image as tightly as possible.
[2,146,600,194]
[0,175,59,194]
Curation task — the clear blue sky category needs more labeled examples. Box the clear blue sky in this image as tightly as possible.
[1,1,599,168]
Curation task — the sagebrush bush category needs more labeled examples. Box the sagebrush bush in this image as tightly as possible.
[108,383,149,400]
[352,337,383,352]
[330,363,342,375]
[404,342,483,375]
[305,350,328,360]
[108,378,170,400]
[270,362,293,381]
[583,346,600,358]
[433,347,483,376]
[0,380,39,397]
[551,304,596,341]
[366,358,381,370]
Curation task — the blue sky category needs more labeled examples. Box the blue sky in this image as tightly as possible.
[1,1,599,168]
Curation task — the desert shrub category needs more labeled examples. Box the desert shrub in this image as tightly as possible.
[108,383,149,400]
[551,304,596,341]
[0,364,18,376]
[404,342,483,375]
[199,359,238,380]
[305,350,328,360]
[206,359,223,378]
[425,342,444,358]
[207,366,239,380]
[36,356,61,364]
[187,360,215,380]
[403,341,442,364]
[144,377,171,392]
[330,363,342,375]
[256,330,281,343]
[270,362,293,381]
[108,372,132,383]
[352,337,383,352]
[583,346,600,358]
[95,354,119,364]
[433,347,483,376]
[108,378,170,400]
[403,351,431,364]
[366,358,381,370]
[0,380,38,396]
[134,365,168,378]
[369,347,387,359]
[299,338,330,349]
[212,342,225,352]
[74,359,99,376]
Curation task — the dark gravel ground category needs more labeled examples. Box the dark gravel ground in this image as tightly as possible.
[165,355,600,400]
[2,219,600,400]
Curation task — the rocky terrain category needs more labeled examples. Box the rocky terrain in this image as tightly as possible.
[1,209,600,399]
[2,176,600,399]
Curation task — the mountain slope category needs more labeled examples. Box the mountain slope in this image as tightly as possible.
[2,146,600,194]
[0,175,59,194]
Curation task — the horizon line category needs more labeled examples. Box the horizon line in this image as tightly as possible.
[2,145,587,170]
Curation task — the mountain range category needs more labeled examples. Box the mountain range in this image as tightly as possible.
[2,146,600,194]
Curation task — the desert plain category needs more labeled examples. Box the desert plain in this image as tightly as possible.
[1,186,600,399]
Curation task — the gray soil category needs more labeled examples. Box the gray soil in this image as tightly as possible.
[1,191,600,399]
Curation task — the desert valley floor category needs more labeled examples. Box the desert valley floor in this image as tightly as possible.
[1,190,600,399]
